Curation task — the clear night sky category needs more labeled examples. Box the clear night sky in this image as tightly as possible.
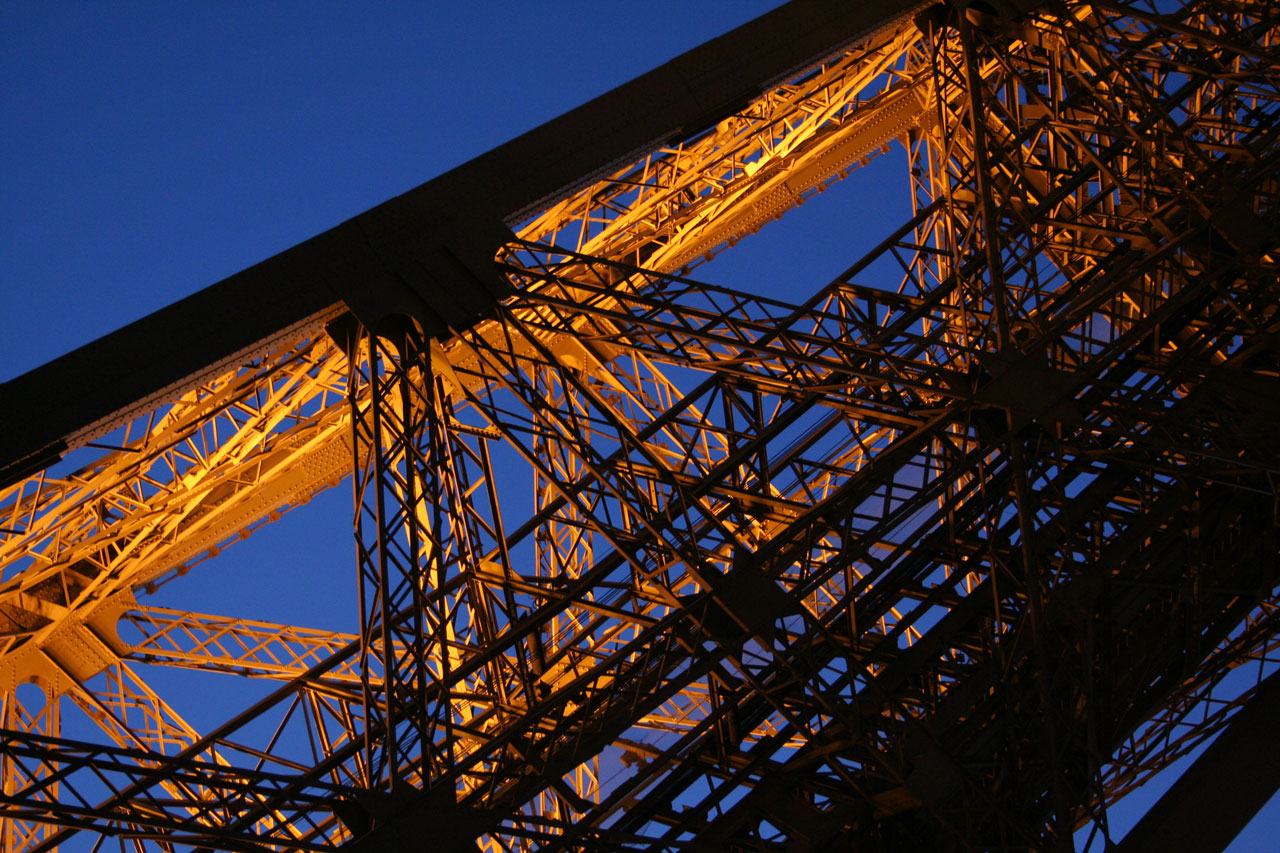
[1,2,1274,849]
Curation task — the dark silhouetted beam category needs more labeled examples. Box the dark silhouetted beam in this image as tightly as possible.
[1117,669,1280,853]
[0,0,924,489]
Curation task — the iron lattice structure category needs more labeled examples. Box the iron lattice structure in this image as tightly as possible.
[1,0,1278,850]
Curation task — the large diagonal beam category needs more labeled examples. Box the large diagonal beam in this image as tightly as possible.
[0,8,932,682]
[1116,669,1280,853]
[0,0,925,489]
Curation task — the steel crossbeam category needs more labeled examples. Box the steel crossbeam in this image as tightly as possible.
[1,0,1278,850]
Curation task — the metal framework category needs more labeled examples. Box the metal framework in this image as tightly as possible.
[1,0,1278,849]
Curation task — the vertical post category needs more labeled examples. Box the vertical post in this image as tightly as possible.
[349,320,443,792]
[956,8,1012,350]
[1,685,59,852]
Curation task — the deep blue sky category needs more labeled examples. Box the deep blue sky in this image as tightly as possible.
[1,3,1273,849]
[2,1,805,380]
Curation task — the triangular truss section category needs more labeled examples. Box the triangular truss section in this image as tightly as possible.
[1,1,1278,850]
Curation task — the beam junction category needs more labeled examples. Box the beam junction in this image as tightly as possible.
[1,0,1278,850]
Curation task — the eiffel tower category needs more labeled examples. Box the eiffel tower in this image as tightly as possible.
[2,0,1278,849]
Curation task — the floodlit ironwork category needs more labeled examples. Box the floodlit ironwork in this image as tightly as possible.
[1,0,1278,849]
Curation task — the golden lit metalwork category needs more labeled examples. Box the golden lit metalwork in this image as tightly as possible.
[1,0,1278,849]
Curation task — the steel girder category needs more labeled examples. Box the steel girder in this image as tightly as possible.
[1,0,1279,850]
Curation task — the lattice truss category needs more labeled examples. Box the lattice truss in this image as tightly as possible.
[0,0,1277,850]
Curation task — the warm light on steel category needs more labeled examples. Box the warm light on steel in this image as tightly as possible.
[1,0,1278,850]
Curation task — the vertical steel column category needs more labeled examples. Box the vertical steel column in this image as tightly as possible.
[349,321,443,792]
[0,688,59,853]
